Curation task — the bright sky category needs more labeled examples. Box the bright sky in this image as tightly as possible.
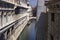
[28,0,37,7]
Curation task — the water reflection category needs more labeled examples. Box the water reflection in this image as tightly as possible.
[17,20,36,40]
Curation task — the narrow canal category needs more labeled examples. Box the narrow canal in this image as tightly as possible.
[17,20,36,40]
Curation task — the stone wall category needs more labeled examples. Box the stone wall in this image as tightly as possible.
[48,12,60,40]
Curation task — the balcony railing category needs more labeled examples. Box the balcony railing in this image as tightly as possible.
[0,0,28,8]
[0,15,28,40]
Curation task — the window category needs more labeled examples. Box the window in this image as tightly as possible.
[51,13,55,22]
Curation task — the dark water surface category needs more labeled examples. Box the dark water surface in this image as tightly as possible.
[17,20,36,40]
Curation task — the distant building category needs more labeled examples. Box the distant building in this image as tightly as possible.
[37,0,46,21]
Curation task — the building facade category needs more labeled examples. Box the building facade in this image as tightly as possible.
[45,0,60,40]
[0,0,31,40]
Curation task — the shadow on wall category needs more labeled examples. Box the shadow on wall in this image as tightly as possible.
[36,12,48,40]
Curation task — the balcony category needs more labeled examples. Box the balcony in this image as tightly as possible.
[0,0,29,8]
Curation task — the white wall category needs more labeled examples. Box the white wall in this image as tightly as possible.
[37,0,46,21]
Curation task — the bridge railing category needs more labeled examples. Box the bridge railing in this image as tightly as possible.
[0,12,28,40]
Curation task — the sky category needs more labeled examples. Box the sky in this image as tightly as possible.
[28,0,37,7]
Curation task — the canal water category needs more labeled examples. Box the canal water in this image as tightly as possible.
[17,20,36,40]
